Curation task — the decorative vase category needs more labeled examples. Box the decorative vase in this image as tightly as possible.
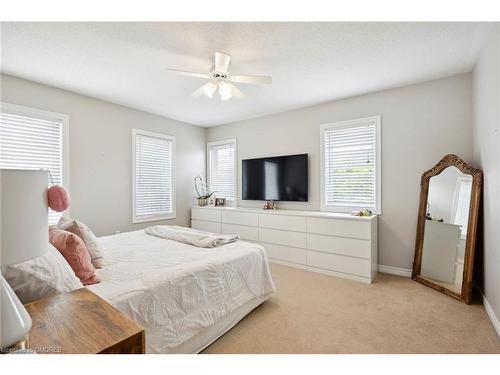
[198,198,207,206]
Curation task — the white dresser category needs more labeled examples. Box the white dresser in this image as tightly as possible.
[191,206,378,283]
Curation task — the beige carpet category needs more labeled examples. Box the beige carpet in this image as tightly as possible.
[202,263,500,354]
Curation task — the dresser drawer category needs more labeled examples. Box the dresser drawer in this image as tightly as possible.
[307,234,371,259]
[191,208,221,223]
[307,250,371,277]
[259,214,307,232]
[307,217,371,240]
[221,223,259,241]
[259,228,307,248]
[191,220,221,234]
[260,243,307,265]
[221,210,259,227]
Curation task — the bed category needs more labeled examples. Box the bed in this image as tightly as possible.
[87,229,276,354]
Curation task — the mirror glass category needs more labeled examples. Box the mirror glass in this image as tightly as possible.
[420,166,472,293]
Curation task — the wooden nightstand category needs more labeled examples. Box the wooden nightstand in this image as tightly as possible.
[24,288,145,354]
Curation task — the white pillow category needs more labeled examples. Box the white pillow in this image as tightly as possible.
[1,243,84,304]
[58,216,105,268]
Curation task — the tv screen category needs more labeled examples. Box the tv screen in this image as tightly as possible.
[242,154,308,202]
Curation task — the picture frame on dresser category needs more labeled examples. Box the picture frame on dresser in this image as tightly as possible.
[215,198,226,207]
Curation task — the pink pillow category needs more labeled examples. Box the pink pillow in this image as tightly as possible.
[58,217,104,268]
[47,185,70,212]
[48,227,100,285]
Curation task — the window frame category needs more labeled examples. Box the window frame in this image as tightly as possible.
[0,102,70,222]
[319,115,381,214]
[132,128,176,223]
[451,175,473,240]
[206,138,237,206]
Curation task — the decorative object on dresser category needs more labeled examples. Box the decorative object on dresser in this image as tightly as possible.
[263,200,277,210]
[191,206,377,283]
[24,288,145,354]
[0,169,49,350]
[412,154,482,304]
[207,196,216,206]
[215,197,226,207]
[352,209,373,217]
[194,175,214,206]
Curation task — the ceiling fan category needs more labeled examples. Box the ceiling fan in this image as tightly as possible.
[168,52,272,101]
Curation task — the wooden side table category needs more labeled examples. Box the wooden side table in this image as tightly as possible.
[24,287,145,354]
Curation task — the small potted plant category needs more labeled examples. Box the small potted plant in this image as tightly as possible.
[198,192,215,206]
[194,175,214,206]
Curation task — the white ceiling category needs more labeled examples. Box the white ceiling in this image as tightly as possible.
[0,22,489,127]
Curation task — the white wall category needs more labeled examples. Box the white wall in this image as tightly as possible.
[0,72,475,273]
[207,74,473,270]
[472,25,500,326]
[0,74,206,236]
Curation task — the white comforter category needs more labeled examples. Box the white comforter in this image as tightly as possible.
[88,230,276,353]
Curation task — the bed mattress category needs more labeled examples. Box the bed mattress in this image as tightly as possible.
[88,229,276,353]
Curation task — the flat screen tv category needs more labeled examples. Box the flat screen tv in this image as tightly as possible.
[242,154,308,202]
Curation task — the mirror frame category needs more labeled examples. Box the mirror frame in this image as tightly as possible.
[412,154,482,304]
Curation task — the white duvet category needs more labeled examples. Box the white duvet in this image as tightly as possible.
[88,230,276,353]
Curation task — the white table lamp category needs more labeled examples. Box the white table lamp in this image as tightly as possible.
[1,169,49,349]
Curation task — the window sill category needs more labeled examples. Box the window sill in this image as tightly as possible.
[320,206,381,216]
[132,214,176,224]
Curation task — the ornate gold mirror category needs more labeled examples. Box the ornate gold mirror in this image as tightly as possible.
[412,154,482,304]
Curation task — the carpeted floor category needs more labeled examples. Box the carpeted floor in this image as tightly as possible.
[202,263,500,354]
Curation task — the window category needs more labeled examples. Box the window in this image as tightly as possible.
[207,139,236,204]
[451,176,472,239]
[0,103,69,225]
[320,116,381,214]
[132,129,175,223]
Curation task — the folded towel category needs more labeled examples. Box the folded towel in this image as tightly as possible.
[145,225,239,248]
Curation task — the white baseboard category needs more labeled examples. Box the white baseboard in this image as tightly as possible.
[481,291,500,339]
[378,264,412,277]
[270,259,411,281]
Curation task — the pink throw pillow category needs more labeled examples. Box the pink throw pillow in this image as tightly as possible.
[58,217,104,268]
[48,227,100,285]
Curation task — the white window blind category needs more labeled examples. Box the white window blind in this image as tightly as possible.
[321,116,381,213]
[133,129,175,222]
[0,105,67,225]
[208,140,236,202]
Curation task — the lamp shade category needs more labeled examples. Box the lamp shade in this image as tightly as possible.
[1,169,49,266]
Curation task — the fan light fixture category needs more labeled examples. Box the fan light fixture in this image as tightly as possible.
[218,81,232,101]
[168,52,272,101]
[202,82,217,98]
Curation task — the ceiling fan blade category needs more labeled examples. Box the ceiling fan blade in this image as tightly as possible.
[214,52,231,74]
[229,74,272,85]
[228,83,244,99]
[168,69,211,79]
